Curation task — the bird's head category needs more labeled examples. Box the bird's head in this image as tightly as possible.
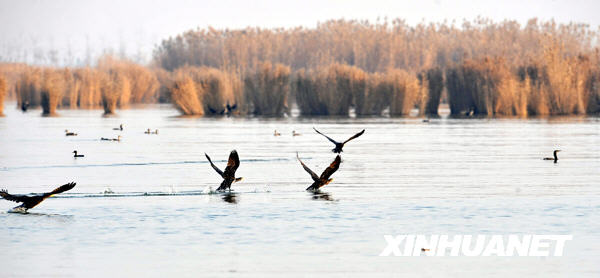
[72,150,76,153]
[234,177,243,183]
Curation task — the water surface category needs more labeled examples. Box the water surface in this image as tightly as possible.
[0,104,599,277]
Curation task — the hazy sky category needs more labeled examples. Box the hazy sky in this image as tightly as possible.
[0,0,598,65]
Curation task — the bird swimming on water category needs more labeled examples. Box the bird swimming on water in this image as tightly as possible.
[72,150,84,157]
[543,150,561,163]
[21,101,29,112]
[274,130,281,136]
[113,124,123,131]
[313,128,365,153]
[292,130,301,136]
[205,150,243,191]
[65,129,77,136]
[296,153,341,191]
[145,128,159,134]
[0,182,76,213]
[101,135,121,141]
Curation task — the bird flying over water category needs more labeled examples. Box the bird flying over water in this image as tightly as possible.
[205,150,243,191]
[297,153,341,191]
[543,150,561,163]
[313,128,365,153]
[0,182,76,212]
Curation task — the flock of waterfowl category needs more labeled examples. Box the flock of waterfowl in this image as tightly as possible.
[0,125,365,212]
[0,122,562,213]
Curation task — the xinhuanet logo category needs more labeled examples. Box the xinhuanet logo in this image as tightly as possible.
[380,235,573,256]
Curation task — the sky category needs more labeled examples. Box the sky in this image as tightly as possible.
[0,0,598,65]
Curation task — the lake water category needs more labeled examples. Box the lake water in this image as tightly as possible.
[0,103,599,277]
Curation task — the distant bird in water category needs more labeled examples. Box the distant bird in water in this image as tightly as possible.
[274,130,281,136]
[297,153,341,191]
[113,124,123,131]
[144,128,158,134]
[0,182,76,213]
[21,101,29,112]
[208,102,238,116]
[543,150,561,163]
[292,130,301,136]
[72,150,84,158]
[205,150,243,191]
[313,128,365,153]
[101,135,121,141]
[225,102,237,116]
[65,129,77,136]
[208,106,225,115]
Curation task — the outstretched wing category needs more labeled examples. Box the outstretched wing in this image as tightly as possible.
[223,150,240,176]
[343,129,365,144]
[319,155,341,180]
[43,182,76,197]
[296,152,320,182]
[0,189,28,203]
[313,128,339,145]
[205,153,224,177]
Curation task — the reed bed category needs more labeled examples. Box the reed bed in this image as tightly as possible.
[0,74,6,116]
[244,62,291,116]
[40,69,66,115]
[171,76,204,115]
[370,70,423,116]
[170,66,242,116]
[294,64,364,116]
[16,67,42,109]
[2,18,600,117]
[422,68,444,116]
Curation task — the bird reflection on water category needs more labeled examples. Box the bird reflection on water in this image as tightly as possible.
[221,192,238,204]
[310,191,335,202]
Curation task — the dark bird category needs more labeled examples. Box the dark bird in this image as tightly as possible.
[21,101,29,112]
[72,150,84,158]
[543,150,561,163]
[113,124,123,131]
[65,129,77,136]
[208,106,225,115]
[205,150,243,191]
[313,128,365,153]
[225,102,237,116]
[297,153,341,191]
[0,182,76,212]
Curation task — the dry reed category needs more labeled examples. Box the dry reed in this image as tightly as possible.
[244,62,291,116]
[41,69,66,115]
[0,75,6,115]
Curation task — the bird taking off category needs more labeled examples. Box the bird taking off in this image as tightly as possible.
[0,182,76,213]
[205,150,243,191]
[543,150,561,163]
[297,153,341,191]
[313,128,365,153]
